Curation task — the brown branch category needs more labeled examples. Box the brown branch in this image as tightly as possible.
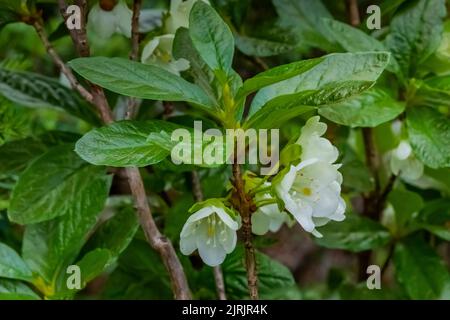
[127,167,191,299]
[191,171,227,300]
[129,0,142,61]
[44,1,192,299]
[33,20,94,103]
[125,0,142,120]
[231,163,258,299]
[346,0,361,26]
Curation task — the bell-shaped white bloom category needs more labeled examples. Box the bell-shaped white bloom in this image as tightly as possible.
[165,0,209,34]
[275,159,345,237]
[274,116,345,237]
[390,140,424,180]
[296,116,339,163]
[141,34,190,75]
[251,184,288,235]
[180,201,239,266]
[88,0,132,39]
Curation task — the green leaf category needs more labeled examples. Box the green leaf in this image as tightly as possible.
[0,242,33,282]
[417,75,450,107]
[250,52,390,114]
[394,235,450,299]
[320,18,399,73]
[388,189,424,232]
[68,57,217,113]
[0,68,99,125]
[385,0,446,78]
[273,0,335,52]
[173,28,217,106]
[189,1,234,75]
[101,240,173,300]
[72,249,112,292]
[415,199,450,241]
[238,57,323,99]
[83,206,139,257]
[8,144,111,224]
[0,279,40,300]
[319,89,405,127]
[22,172,111,294]
[222,246,295,299]
[340,146,374,193]
[314,215,391,252]
[75,120,181,167]
[0,137,47,175]
[406,106,450,169]
[235,35,294,57]
[246,80,375,129]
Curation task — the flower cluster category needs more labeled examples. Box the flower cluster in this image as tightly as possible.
[141,0,209,74]
[88,0,132,39]
[180,117,346,266]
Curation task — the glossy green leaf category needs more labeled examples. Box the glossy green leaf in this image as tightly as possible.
[394,235,450,299]
[273,0,335,51]
[22,173,111,292]
[388,189,424,232]
[314,215,391,252]
[68,57,217,112]
[320,18,399,73]
[83,206,139,257]
[246,80,374,129]
[9,144,111,224]
[0,242,33,282]
[222,246,295,299]
[75,120,181,167]
[385,0,446,78]
[0,137,47,176]
[0,279,40,300]
[417,75,450,107]
[0,68,99,125]
[173,27,217,106]
[406,106,450,169]
[238,57,323,99]
[319,89,405,127]
[189,1,234,75]
[250,52,390,113]
[235,35,294,57]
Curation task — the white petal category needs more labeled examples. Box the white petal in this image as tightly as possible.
[114,0,132,38]
[251,210,271,235]
[196,236,227,266]
[286,198,315,232]
[184,206,214,225]
[88,4,116,39]
[214,206,239,230]
[180,234,197,255]
[221,228,237,253]
[141,38,160,63]
[395,141,412,160]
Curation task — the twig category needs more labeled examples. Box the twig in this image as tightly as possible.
[44,1,192,299]
[33,20,93,103]
[129,0,142,62]
[232,163,258,300]
[127,167,191,299]
[191,171,227,300]
[125,0,142,120]
[346,0,361,26]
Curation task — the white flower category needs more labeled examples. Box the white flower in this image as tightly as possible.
[390,140,424,180]
[141,34,190,75]
[274,116,345,237]
[180,201,239,266]
[251,183,289,235]
[296,116,339,163]
[88,0,132,39]
[164,0,209,34]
